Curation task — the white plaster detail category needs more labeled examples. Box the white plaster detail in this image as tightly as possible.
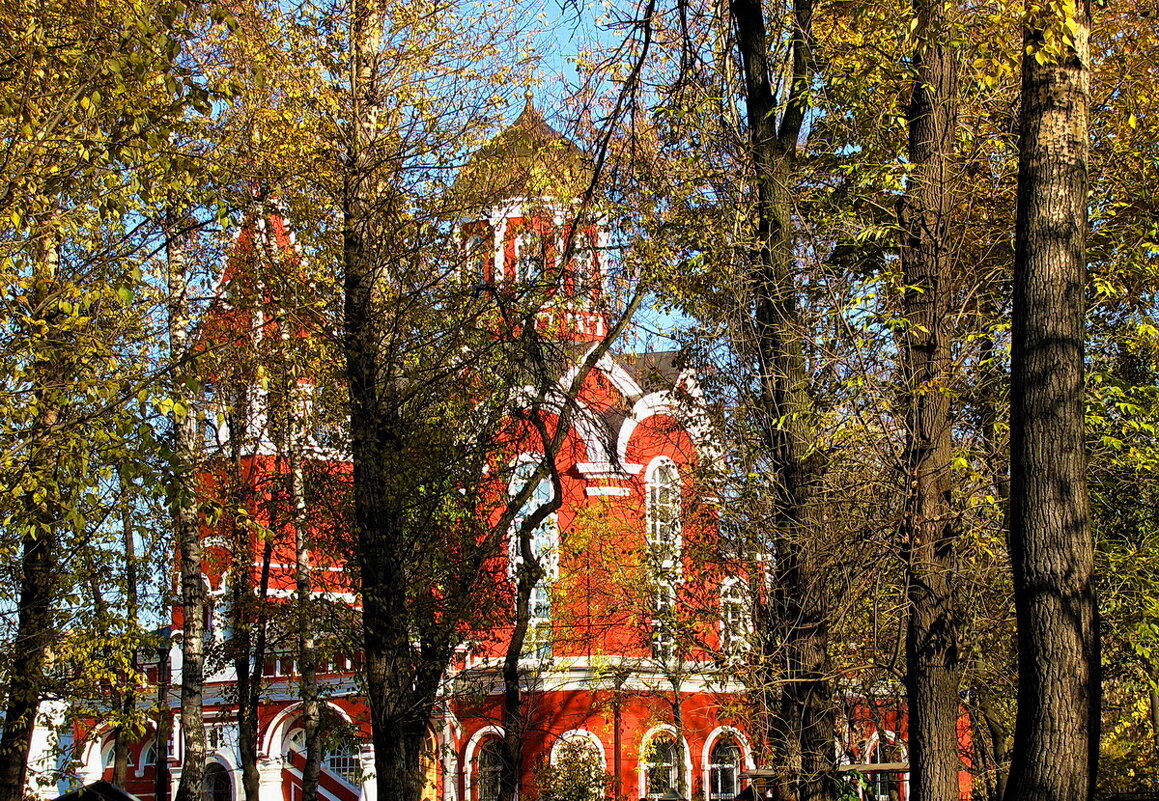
[550,729,607,771]
[636,724,693,801]
[462,725,505,801]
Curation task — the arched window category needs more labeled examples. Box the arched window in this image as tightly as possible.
[287,726,362,785]
[643,735,679,799]
[474,738,504,801]
[544,736,605,801]
[325,743,361,784]
[202,762,232,801]
[510,457,558,658]
[708,738,742,801]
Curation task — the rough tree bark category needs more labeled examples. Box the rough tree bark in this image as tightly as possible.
[113,468,141,788]
[156,632,174,801]
[1005,0,1100,797]
[729,0,833,798]
[0,229,63,801]
[292,437,322,801]
[342,3,439,799]
[897,4,962,799]
[170,222,207,801]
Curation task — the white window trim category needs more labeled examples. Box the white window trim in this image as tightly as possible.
[463,726,505,801]
[719,577,753,657]
[636,725,691,801]
[550,729,607,771]
[702,727,755,801]
[645,456,683,566]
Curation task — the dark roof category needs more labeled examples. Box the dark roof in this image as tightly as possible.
[456,99,593,204]
[55,782,141,801]
[617,350,683,394]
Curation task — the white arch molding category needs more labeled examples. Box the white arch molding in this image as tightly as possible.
[261,700,355,758]
[549,729,608,771]
[636,724,692,801]
[205,754,239,801]
[462,725,505,801]
[701,726,756,800]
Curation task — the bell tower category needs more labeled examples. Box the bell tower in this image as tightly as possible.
[457,98,608,342]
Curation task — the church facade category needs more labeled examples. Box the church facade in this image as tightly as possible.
[23,104,921,801]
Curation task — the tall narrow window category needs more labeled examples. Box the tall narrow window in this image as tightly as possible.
[510,458,558,658]
[647,459,681,561]
[651,583,677,662]
[572,231,596,304]
[516,229,549,283]
[475,739,504,801]
[647,458,681,660]
[720,579,751,657]
[465,233,488,282]
[708,738,742,801]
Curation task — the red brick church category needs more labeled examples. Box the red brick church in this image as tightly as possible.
[24,103,922,801]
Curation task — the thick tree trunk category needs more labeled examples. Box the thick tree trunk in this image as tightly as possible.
[342,5,442,800]
[0,499,56,801]
[730,0,832,798]
[170,226,207,801]
[898,6,962,800]
[1149,679,1159,761]
[1005,1,1100,797]
[0,233,64,801]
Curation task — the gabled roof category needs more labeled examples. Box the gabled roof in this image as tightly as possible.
[55,781,140,801]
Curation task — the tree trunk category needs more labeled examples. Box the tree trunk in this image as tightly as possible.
[156,634,173,801]
[729,0,833,798]
[0,232,63,801]
[170,223,207,801]
[240,535,274,801]
[291,434,322,801]
[342,4,439,799]
[227,396,261,801]
[1149,679,1159,761]
[499,564,539,801]
[114,469,141,788]
[1005,0,1100,797]
[898,5,962,800]
[978,694,1008,801]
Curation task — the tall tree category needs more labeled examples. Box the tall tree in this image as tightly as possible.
[1006,0,1100,796]
[728,0,834,797]
[897,1,962,798]
[169,215,208,801]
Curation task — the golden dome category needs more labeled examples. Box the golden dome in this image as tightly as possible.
[456,99,592,205]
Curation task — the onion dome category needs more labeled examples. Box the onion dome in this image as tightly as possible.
[456,98,593,204]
